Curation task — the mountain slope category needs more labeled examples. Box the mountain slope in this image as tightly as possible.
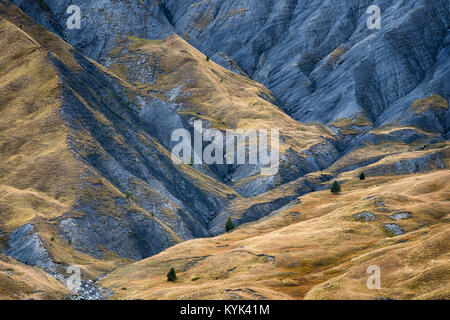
[0,0,337,278]
[159,0,450,134]
[0,253,68,300]
[0,0,448,300]
[101,170,450,300]
[0,2,182,280]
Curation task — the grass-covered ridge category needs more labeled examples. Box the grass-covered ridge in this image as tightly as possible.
[108,34,334,155]
[101,170,450,300]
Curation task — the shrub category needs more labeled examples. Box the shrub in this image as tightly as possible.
[125,191,131,199]
[297,52,321,74]
[167,267,177,282]
[206,56,210,62]
[359,172,365,180]
[331,181,341,194]
[326,45,348,66]
[225,217,235,232]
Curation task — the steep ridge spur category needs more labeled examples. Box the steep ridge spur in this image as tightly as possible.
[0,1,186,286]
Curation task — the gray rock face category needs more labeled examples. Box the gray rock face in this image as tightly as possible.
[158,0,450,134]
[364,148,448,176]
[354,211,376,222]
[12,0,449,135]
[384,223,404,235]
[59,210,176,261]
[11,0,172,64]
[67,280,108,300]
[49,50,230,258]
[3,224,109,300]
[209,194,296,236]
[5,224,57,272]
[208,177,314,234]
[390,212,411,220]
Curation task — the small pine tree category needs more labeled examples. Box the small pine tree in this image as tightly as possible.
[330,181,341,194]
[359,172,365,180]
[125,191,131,199]
[206,56,210,61]
[225,217,235,232]
[167,267,177,282]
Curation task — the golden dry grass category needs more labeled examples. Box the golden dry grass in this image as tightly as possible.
[0,16,81,231]
[101,171,450,300]
[1,2,449,300]
[0,254,68,300]
[0,8,133,279]
[0,1,80,71]
[410,95,448,114]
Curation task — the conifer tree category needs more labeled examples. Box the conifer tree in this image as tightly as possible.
[167,267,177,282]
[225,217,235,232]
[331,181,341,194]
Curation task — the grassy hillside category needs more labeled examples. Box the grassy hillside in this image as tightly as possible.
[109,34,332,150]
[0,1,448,300]
[107,33,339,193]
[0,254,68,300]
[0,5,134,280]
[101,171,450,300]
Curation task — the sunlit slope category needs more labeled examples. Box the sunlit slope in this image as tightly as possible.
[0,0,448,300]
[0,15,77,231]
[0,1,263,271]
[101,171,450,300]
[0,2,185,277]
[0,253,68,300]
[207,137,449,235]
[109,34,331,144]
[105,31,449,229]
[0,8,137,278]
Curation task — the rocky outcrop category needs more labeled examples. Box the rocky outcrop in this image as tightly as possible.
[384,223,404,235]
[10,0,450,131]
[5,224,57,272]
[390,212,411,221]
[59,210,177,261]
[354,212,376,222]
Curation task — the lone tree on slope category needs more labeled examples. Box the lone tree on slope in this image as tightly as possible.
[225,217,235,232]
[167,267,177,282]
[359,172,365,180]
[331,181,341,194]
